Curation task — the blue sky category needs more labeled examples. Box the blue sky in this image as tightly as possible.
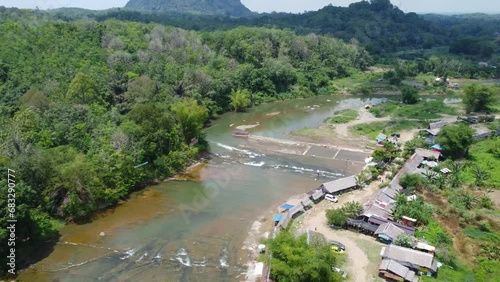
[0,0,499,14]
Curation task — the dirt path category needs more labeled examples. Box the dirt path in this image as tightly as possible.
[293,178,386,282]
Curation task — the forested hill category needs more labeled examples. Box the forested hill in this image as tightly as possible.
[45,0,443,52]
[125,0,253,17]
[2,0,498,54]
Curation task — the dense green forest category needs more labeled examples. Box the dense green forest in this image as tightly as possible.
[3,0,496,57]
[0,15,370,275]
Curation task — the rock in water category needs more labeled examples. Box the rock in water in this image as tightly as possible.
[99,232,105,237]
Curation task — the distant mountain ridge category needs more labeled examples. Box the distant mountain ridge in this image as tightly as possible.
[124,0,253,17]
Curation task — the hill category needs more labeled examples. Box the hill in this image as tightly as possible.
[124,0,253,17]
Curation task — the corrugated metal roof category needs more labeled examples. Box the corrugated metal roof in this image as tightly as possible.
[382,245,436,270]
[321,175,357,194]
[375,223,405,241]
[311,189,324,200]
[289,204,304,217]
[301,196,313,207]
[379,259,415,280]
[415,148,440,159]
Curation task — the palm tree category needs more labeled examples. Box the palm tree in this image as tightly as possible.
[342,201,364,218]
[435,173,447,190]
[472,164,490,189]
[422,170,437,183]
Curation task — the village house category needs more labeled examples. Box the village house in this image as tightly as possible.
[424,120,448,136]
[320,175,358,195]
[379,259,418,282]
[381,245,439,276]
[375,223,407,243]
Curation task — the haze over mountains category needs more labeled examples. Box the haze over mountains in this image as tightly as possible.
[125,0,253,17]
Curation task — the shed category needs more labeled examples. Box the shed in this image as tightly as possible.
[321,175,357,194]
[431,144,442,151]
[289,204,304,218]
[281,204,294,211]
[415,148,440,160]
[379,259,417,282]
[381,245,438,274]
[401,216,417,227]
[376,133,387,142]
[375,223,406,243]
[311,189,324,201]
[416,242,436,254]
[274,214,283,223]
[301,196,313,207]
[426,120,447,136]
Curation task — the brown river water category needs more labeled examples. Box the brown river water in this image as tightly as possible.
[18,96,390,282]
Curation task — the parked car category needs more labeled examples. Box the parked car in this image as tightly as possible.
[330,240,346,251]
[325,194,338,203]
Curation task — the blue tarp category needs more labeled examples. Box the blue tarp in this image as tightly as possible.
[376,137,384,142]
[274,214,283,222]
[431,144,442,151]
[281,204,294,210]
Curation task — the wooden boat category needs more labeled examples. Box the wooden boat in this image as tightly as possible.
[232,131,249,137]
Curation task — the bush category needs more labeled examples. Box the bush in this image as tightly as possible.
[401,86,419,104]
[266,231,343,282]
[326,209,347,227]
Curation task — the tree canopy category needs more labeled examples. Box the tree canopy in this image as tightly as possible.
[436,124,475,159]
[266,231,342,282]
[463,84,496,113]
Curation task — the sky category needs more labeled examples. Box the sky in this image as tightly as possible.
[0,0,499,14]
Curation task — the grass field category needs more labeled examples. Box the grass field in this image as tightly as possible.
[329,109,358,124]
[350,120,425,139]
[369,100,458,120]
[462,137,500,188]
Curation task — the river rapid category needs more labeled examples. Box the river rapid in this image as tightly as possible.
[19,96,388,282]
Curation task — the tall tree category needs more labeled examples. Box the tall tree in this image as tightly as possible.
[67,73,106,105]
[229,88,251,112]
[436,124,474,159]
[171,98,208,143]
[401,86,419,104]
[463,83,495,113]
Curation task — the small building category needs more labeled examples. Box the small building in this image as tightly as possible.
[320,175,358,195]
[376,133,387,144]
[273,214,283,225]
[375,223,406,244]
[276,211,291,230]
[415,241,436,255]
[381,245,438,275]
[280,203,294,213]
[401,216,417,227]
[415,148,440,160]
[288,204,304,218]
[430,144,442,152]
[379,259,418,282]
[301,195,313,208]
[425,121,447,136]
[309,189,325,202]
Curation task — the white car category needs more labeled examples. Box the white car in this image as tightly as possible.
[325,194,338,203]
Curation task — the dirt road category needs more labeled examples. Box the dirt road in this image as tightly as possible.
[294,178,386,282]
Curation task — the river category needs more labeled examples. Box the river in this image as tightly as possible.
[18,96,388,282]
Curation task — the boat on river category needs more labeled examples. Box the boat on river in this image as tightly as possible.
[232,130,249,137]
